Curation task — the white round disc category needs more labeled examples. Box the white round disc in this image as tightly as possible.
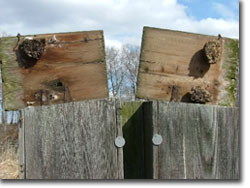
[152,134,163,145]
[115,136,125,148]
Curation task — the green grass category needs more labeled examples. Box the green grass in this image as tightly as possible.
[220,39,239,106]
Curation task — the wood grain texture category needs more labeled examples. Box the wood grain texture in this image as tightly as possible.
[23,99,122,179]
[20,99,240,179]
[115,100,125,179]
[151,101,239,179]
[0,31,108,110]
[137,27,239,106]
[18,116,25,179]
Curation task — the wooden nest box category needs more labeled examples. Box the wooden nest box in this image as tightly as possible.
[136,27,239,106]
[0,31,109,110]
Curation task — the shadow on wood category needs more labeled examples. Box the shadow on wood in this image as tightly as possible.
[122,101,153,179]
[188,49,210,78]
[180,92,193,103]
[122,102,145,179]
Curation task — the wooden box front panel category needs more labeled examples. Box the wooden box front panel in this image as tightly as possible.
[0,31,108,110]
[137,27,239,106]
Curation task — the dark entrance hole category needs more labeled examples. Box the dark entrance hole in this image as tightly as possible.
[188,49,210,78]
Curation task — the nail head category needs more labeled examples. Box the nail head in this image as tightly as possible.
[115,136,125,148]
[152,134,163,146]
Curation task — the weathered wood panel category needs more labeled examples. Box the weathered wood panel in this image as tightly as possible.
[20,99,240,179]
[0,31,108,110]
[137,27,239,106]
[23,99,123,179]
[148,101,239,179]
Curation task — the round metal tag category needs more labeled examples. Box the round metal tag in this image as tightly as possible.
[152,134,163,146]
[115,136,125,148]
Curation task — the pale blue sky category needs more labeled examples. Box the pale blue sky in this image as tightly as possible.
[0,0,239,47]
[179,0,239,20]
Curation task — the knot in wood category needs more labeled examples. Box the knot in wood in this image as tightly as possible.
[190,86,211,104]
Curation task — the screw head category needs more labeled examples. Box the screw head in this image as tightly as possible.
[115,136,125,148]
[152,134,163,146]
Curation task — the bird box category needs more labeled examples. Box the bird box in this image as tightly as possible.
[137,26,239,106]
[0,30,108,110]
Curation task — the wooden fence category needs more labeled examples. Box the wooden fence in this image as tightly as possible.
[18,99,240,179]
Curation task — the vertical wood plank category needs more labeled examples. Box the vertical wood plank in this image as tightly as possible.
[120,101,144,179]
[157,102,185,179]
[216,107,240,179]
[23,99,122,179]
[18,111,25,179]
[152,101,160,179]
[115,99,124,179]
[142,101,153,179]
[153,102,239,179]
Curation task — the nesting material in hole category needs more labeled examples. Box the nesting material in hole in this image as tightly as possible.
[190,86,212,104]
[18,38,45,68]
[204,38,222,64]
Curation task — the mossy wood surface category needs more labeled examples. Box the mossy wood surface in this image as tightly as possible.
[137,27,239,106]
[0,31,108,110]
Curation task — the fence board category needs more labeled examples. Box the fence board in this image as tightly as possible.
[23,99,122,179]
[150,101,239,179]
[18,115,25,179]
[21,99,239,179]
